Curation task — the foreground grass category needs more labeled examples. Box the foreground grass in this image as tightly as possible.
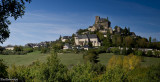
[0,51,160,67]
[0,51,49,66]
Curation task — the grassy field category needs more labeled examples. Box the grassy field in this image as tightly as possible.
[0,51,160,67]
[0,51,49,66]
[99,53,160,67]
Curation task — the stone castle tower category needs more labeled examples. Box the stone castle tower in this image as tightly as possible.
[95,16,100,24]
[88,16,113,34]
[94,16,111,28]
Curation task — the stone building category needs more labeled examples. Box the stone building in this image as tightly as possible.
[63,43,72,49]
[88,16,113,34]
[61,36,72,42]
[74,34,101,46]
[95,16,111,28]
[5,45,14,50]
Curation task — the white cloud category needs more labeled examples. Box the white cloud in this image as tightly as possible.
[1,12,91,46]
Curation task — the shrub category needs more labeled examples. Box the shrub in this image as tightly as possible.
[92,63,106,75]
[107,54,141,70]
[154,50,160,58]
[127,47,133,54]
[14,46,23,52]
[8,52,69,81]
[101,66,126,82]
[127,63,160,81]
[110,47,120,55]
[83,49,99,64]
[41,48,48,53]
[8,64,33,81]
[73,48,79,54]
[2,50,14,55]
[146,64,160,81]
[24,48,33,53]
[147,50,152,57]
[134,50,145,56]
[39,53,69,81]
[0,46,4,54]
[68,63,96,82]
[122,47,127,55]
[0,59,8,78]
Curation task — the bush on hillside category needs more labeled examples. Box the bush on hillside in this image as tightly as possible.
[2,50,14,55]
[154,50,160,58]
[24,48,33,53]
[110,47,120,55]
[0,59,8,78]
[96,46,107,54]
[83,49,99,64]
[134,50,145,56]
[41,48,48,53]
[14,46,23,52]
[147,50,152,57]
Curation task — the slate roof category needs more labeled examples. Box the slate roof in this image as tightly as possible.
[88,26,93,28]
[77,34,97,39]
[64,43,70,46]
[63,36,72,39]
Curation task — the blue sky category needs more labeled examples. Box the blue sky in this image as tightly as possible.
[1,0,160,46]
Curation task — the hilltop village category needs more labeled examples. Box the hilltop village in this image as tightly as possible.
[4,16,160,56]
[61,16,136,50]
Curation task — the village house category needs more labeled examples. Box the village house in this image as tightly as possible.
[74,34,101,47]
[5,45,14,50]
[25,41,54,48]
[63,43,72,50]
[61,36,72,42]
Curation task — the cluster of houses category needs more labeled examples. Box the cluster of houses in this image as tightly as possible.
[61,16,134,50]
[62,34,101,50]
[25,41,54,48]
[3,16,157,52]
[4,41,54,50]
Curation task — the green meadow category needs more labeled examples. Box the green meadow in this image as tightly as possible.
[0,51,160,67]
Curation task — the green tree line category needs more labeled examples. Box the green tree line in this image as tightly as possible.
[0,52,159,81]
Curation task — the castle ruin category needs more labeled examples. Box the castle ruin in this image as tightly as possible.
[88,16,113,34]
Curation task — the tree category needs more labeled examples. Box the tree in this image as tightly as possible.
[148,36,152,48]
[52,41,63,52]
[0,46,4,54]
[40,52,68,81]
[137,38,147,48]
[123,36,133,47]
[0,0,31,43]
[83,49,99,64]
[152,38,157,42]
[59,35,62,41]
[71,33,75,45]
[88,41,93,47]
[14,46,23,52]
[121,27,131,36]
[0,59,8,78]
[147,50,152,57]
[122,46,127,55]
[96,32,104,41]
[112,34,122,46]
[149,36,152,43]
[103,29,112,48]
[76,29,88,35]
